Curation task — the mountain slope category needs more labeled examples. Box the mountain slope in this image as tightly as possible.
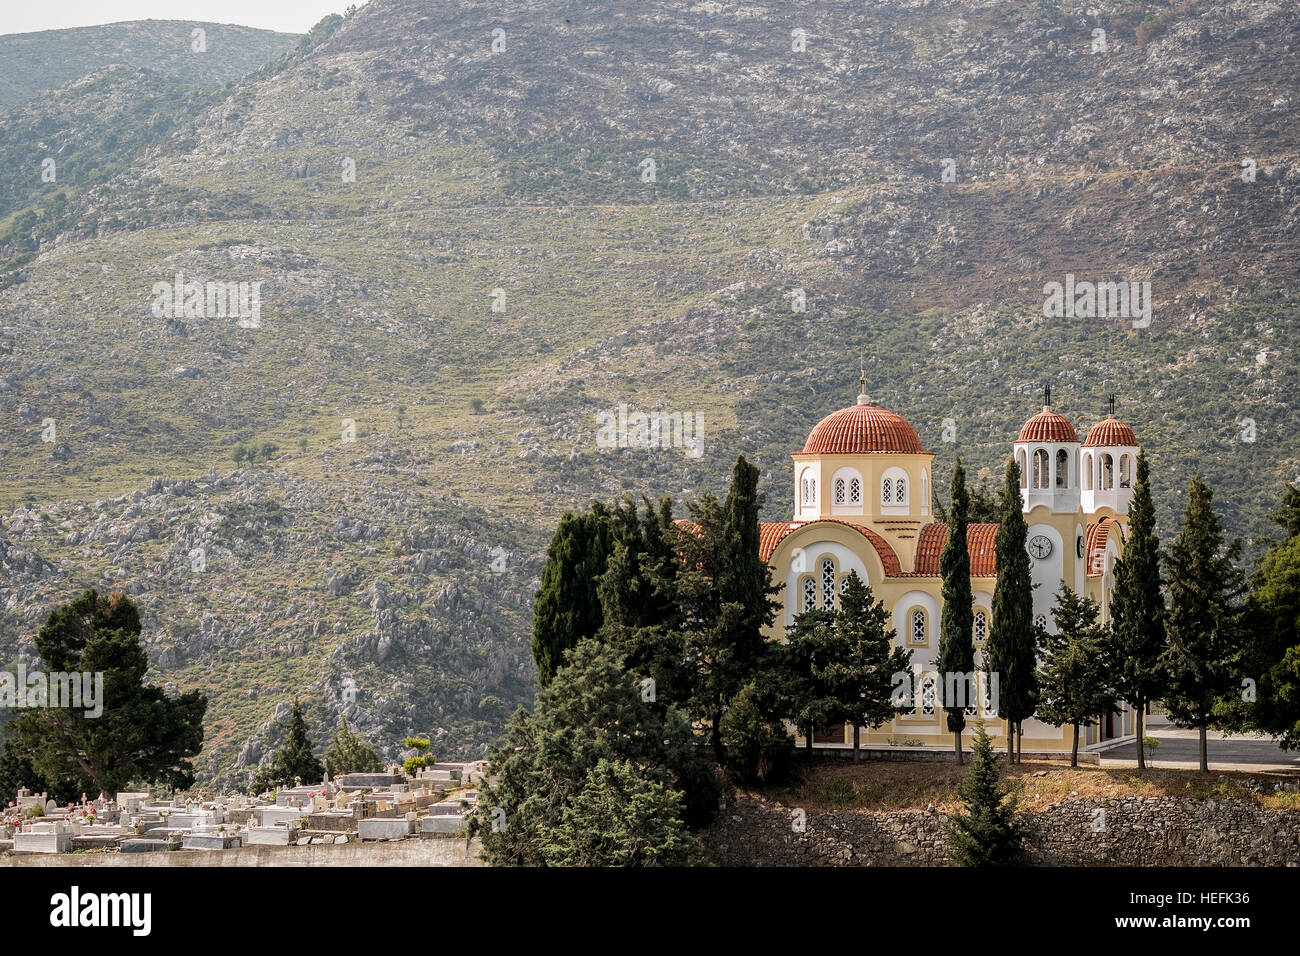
[0,20,300,109]
[0,0,1296,786]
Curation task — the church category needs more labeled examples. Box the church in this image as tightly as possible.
[761,379,1140,753]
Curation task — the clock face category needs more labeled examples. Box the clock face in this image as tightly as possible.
[1076,534,1085,558]
[1028,535,1053,559]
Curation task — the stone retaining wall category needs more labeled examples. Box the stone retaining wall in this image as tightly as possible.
[702,797,1300,866]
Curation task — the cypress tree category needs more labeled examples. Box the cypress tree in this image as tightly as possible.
[599,496,689,706]
[1105,449,1166,769]
[988,456,1037,763]
[532,501,613,685]
[1163,475,1246,772]
[944,722,1023,866]
[1037,587,1114,766]
[938,457,976,763]
[677,455,780,761]
[253,698,325,792]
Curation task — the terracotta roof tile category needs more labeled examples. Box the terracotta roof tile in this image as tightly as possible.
[799,401,926,455]
[758,519,902,576]
[910,522,999,577]
[1083,417,1138,447]
[1017,408,1079,443]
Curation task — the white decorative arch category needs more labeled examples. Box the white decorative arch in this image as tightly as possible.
[783,540,868,628]
[880,465,909,515]
[1032,447,1050,489]
[798,467,818,515]
[1016,448,1028,488]
[831,466,864,515]
[1082,452,1093,491]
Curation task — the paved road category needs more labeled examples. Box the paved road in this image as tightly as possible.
[1099,721,1300,771]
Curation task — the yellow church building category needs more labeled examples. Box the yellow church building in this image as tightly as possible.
[762,379,1140,754]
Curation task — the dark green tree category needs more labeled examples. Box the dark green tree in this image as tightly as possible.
[987,457,1038,763]
[937,457,976,763]
[944,722,1023,866]
[1105,450,1166,769]
[676,455,780,761]
[6,590,206,795]
[537,758,703,866]
[322,717,383,778]
[779,609,841,755]
[469,638,714,866]
[1037,587,1115,766]
[531,502,613,685]
[828,572,913,761]
[1162,475,1247,772]
[720,679,795,785]
[598,497,689,705]
[1241,486,1300,748]
[251,698,324,792]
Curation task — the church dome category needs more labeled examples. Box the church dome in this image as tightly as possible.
[1083,416,1137,447]
[1017,406,1078,443]
[802,395,925,455]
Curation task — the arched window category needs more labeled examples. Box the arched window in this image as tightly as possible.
[1016,449,1028,488]
[1083,452,1093,491]
[921,470,928,513]
[801,471,817,506]
[801,577,816,613]
[821,558,836,609]
[834,478,846,505]
[850,477,861,504]
[910,609,926,644]
[1119,454,1132,489]
[1056,449,1069,488]
[839,575,850,594]
[980,673,995,717]
[1101,454,1114,490]
[895,477,906,502]
[1032,449,1050,489]
[1035,614,1048,631]
[921,674,936,717]
[882,477,893,504]
[974,609,987,643]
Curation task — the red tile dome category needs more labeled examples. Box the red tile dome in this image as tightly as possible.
[801,398,925,455]
[1017,406,1079,443]
[1083,417,1138,447]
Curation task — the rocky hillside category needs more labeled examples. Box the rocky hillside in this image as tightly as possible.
[0,20,299,109]
[0,0,1297,787]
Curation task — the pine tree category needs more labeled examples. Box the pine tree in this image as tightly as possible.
[720,680,796,784]
[1243,484,1300,749]
[531,501,613,685]
[1105,450,1166,770]
[938,457,976,763]
[825,572,913,761]
[944,722,1023,866]
[252,698,324,792]
[470,638,713,865]
[322,717,383,778]
[1163,475,1247,772]
[6,589,206,795]
[987,457,1037,763]
[1037,587,1114,766]
[780,608,841,754]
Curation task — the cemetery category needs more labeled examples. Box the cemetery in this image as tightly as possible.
[0,761,488,859]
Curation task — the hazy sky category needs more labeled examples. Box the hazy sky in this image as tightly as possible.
[0,1,361,36]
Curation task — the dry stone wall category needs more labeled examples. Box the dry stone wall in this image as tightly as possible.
[702,797,1300,867]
